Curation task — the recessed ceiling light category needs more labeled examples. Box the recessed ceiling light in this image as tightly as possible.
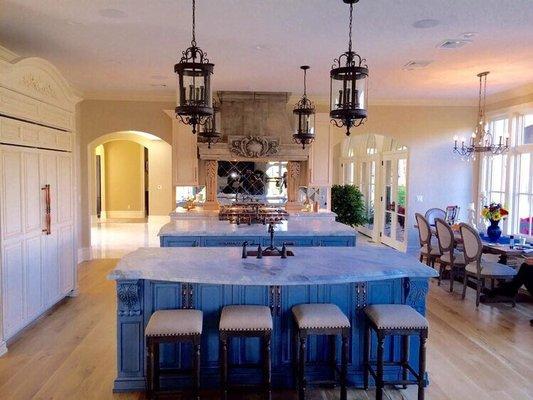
[98,8,127,19]
[437,39,472,49]
[413,19,440,29]
[402,60,433,70]
[150,75,168,80]
[253,44,268,51]
[150,83,168,88]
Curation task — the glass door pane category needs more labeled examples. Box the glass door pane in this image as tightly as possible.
[396,158,407,243]
[383,159,393,239]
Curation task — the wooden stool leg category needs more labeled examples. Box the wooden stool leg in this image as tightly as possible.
[340,332,348,400]
[376,332,385,400]
[263,334,272,400]
[220,336,228,400]
[363,325,370,390]
[401,335,410,389]
[153,341,160,393]
[298,333,307,400]
[146,338,155,399]
[193,339,201,400]
[418,331,428,400]
[293,328,299,391]
[328,335,336,377]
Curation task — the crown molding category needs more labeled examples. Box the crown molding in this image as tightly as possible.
[486,83,533,105]
[0,44,19,62]
[82,90,175,103]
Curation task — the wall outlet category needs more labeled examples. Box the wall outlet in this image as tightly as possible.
[416,195,424,203]
[157,185,162,190]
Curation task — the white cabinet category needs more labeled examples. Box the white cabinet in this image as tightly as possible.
[308,113,333,186]
[0,145,75,340]
[171,120,198,186]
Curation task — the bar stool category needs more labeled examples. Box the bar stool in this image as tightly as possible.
[292,303,350,400]
[219,305,273,400]
[145,309,203,400]
[363,304,428,400]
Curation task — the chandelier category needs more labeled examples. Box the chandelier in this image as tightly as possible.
[174,0,214,134]
[199,99,221,149]
[453,71,509,158]
[329,0,369,136]
[293,66,316,149]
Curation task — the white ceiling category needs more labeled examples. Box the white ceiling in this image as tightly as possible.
[1,0,532,102]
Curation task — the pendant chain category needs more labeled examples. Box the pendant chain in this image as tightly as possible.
[348,3,353,54]
[191,0,197,47]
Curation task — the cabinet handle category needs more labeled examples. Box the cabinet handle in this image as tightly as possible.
[42,184,51,235]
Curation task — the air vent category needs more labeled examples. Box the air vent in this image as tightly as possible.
[437,39,472,49]
[402,60,433,70]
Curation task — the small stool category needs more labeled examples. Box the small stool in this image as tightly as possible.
[363,304,428,400]
[219,305,273,400]
[145,309,203,400]
[292,303,350,400]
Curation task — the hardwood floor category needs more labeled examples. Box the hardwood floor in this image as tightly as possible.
[0,259,532,400]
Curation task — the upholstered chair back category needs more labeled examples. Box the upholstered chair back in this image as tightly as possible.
[415,213,432,247]
[435,218,454,256]
[425,208,446,226]
[459,223,482,274]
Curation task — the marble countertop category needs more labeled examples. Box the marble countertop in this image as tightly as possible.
[109,243,438,285]
[169,207,336,221]
[158,219,356,237]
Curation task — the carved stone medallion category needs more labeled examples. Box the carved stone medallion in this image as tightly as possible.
[229,136,279,158]
[117,281,142,316]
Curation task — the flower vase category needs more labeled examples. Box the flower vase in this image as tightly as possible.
[486,219,502,243]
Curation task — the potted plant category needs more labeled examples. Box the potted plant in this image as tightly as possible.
[481,203,508,242]
[331,185,367,227]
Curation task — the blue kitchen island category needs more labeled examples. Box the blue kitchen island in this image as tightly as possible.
[109,244,437,392]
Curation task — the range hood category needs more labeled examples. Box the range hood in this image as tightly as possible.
[198,91,309,161]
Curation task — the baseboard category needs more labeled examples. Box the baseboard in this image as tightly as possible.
[77,247,92,264]
[106,210,145,219]
[0,340,7,357]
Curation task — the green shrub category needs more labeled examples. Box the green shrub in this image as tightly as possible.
[331,184,367,227]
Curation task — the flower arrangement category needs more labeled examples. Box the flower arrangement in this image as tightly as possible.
[481,203,508,222]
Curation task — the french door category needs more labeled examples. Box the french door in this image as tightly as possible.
[380,152,408,251]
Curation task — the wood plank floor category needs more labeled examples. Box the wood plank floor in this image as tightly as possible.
[0,258,532,400]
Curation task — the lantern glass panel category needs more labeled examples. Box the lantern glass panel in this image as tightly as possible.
[294,112,315,135]
[330,68,368,113]
[177,67,212,109]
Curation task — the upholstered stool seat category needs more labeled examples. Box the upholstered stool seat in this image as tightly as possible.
[292,304,350,400]
[219,305,272,400]
[365,304,428,330]
[145,309,203,400]
[292,303,350,330]
[363,305,428,400]
[220,305,273,331]
[146,309,203,336]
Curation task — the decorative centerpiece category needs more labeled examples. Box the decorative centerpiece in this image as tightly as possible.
[185,196,196,211]
[481,203,508,242]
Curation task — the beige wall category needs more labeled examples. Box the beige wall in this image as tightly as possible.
[103,140,145,213]
[78,99,174,249]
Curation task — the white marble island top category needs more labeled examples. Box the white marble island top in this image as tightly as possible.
[158,219,356,237]
[109,243,437,286]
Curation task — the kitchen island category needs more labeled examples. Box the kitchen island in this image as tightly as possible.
[110,244,437,392]
[159,219,357,247]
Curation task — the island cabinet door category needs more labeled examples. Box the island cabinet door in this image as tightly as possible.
[160,236,202,247]
[203,236,262,247]
[263,236,315,247]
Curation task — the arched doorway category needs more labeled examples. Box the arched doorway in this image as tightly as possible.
[87,131,172,250]
[339,134,409,251]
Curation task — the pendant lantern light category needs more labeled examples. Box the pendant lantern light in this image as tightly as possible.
[199,99,221,149]
[329,0,369,136]
[293,66,316,149]
[174,0,214,134]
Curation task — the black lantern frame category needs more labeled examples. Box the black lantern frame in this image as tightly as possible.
[293,66,316,149]
[199,99,221,149]
[329,0,369,136]
[174,0,214,134]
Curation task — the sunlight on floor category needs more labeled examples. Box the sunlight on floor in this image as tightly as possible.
[90,216,169,258]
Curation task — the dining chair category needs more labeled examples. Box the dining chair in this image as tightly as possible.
[424,208,446,226]
[435,218,466,292]
[458,223,518,307]
[415,213,441,267]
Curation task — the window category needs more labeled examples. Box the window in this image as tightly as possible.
[480,112,533,238]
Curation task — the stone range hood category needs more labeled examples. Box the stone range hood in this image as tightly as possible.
[198,91,310,161]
